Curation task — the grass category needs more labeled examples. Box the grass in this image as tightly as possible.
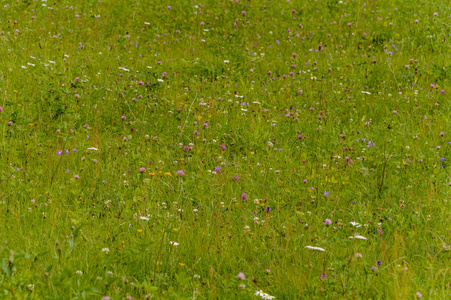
[0,0,450,298]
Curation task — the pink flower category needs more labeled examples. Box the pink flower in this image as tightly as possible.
[0,107,3,112]
[167,6,171,10]
[324,219,332,226]
[355,253,362,258]
[241,193,247,201]
[416,292,422,298]
[241,11,246,15]
[237,272,245,280]
[139,167,146,172]
[75,94,80,98]
[176,170,184,176]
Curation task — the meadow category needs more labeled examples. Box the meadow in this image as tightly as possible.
[0,0,450,298]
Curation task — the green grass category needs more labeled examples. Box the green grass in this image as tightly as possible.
[0,0,450,298]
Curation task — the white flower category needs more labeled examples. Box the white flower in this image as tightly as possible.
[140,216,150,221]
[76,270,83,276]
[349,235,367,240]
[223,60,229,63]
[360,91,371,95]
[157,79,164,82]
[87,147,99,151]
[350,222,362,228]
[305,246,325,252]
[169,241,179,247]
[102,248,110,254]
[194,274,200,279]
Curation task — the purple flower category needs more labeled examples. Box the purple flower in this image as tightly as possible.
[176,170,184,176]
[324,191,329,196]
[74,174,80,179]
[57,150,62,156]
[416,292,422,298]
[377,260,382,265]
[355,253,362,258]
[220,144,226,151]
[121,116,126,120]
[241,193,247,201]
[0,107,3,112]
[324,219,332,226]
[139,167,146,172]
[237,272,245,280]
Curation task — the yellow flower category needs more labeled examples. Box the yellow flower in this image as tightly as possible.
[13,90,17,93]
[137,229,143,233]
[165,172,172,176]
[173,228,178,231]
[149,172,155,176]
[179,263,185,267]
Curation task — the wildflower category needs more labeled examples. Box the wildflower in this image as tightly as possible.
[102,248,110,255]
[324,219,332,226]
[324,191,329,197]
[169,241,179,247]
[350,222,362,227]
[241,193,248,201]
[74,174,80,179]
[305,246,325,252]
[76,270,83,276]
[416,292,422,298]
[237,272,246,280]
[355,253,363,258]
[351,234,367,240]
[121,116,126,120]
[176,170,184,176]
